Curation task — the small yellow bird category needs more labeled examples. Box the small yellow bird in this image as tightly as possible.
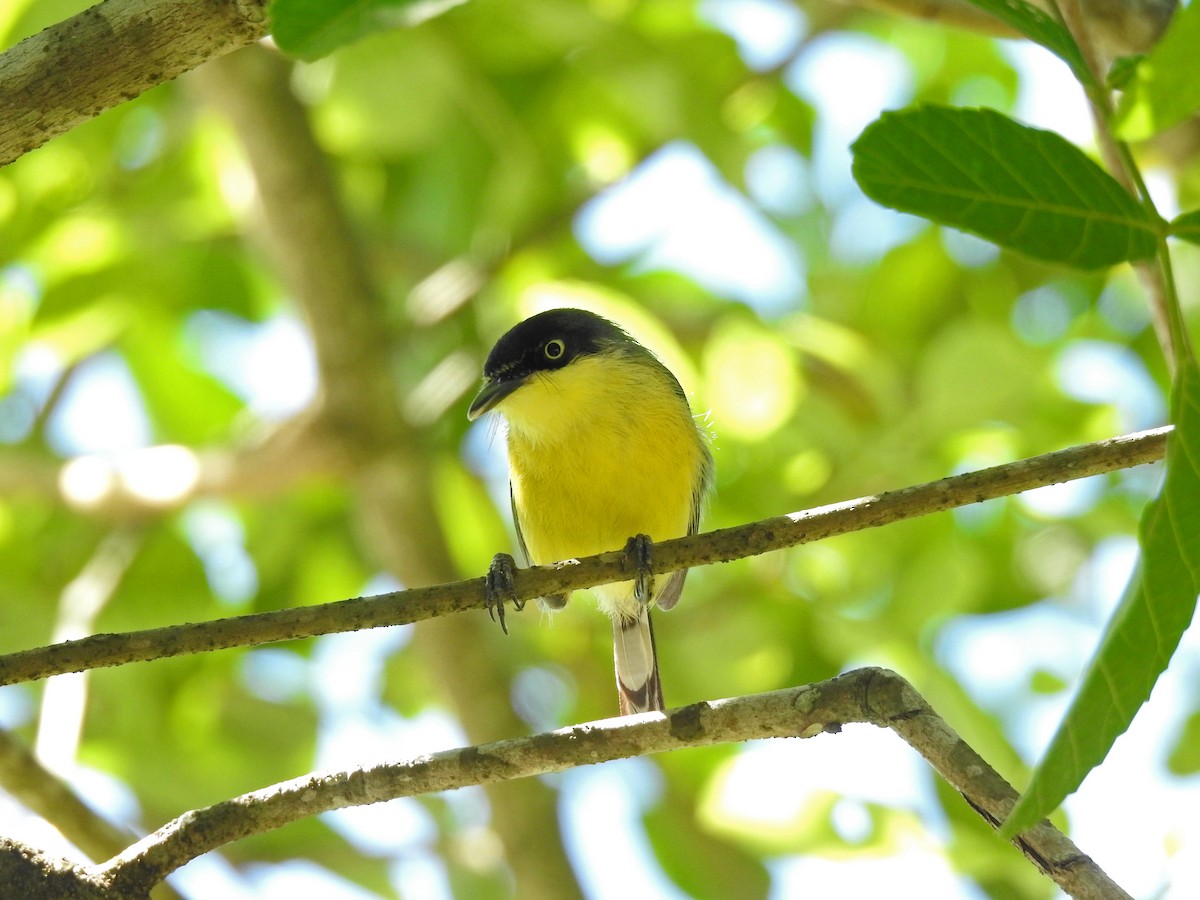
[468,308,713,714]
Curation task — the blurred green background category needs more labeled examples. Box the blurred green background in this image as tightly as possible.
[1,0,1198,897]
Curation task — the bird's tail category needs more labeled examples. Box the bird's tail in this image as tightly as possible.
[613,607,665,714]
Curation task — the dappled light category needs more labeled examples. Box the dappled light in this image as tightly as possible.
[2,0,1199,897]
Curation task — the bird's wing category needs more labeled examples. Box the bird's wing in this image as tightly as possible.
[654,569,688,611]
[511,483,567,609]
[509,483,532,566]
[655,451,712,612]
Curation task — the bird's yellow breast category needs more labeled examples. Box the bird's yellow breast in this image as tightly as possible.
[500,353,707,577]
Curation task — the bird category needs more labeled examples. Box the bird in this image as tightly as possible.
[467,308,713,715]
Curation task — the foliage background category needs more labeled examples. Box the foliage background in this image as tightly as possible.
[1,0,1198,897]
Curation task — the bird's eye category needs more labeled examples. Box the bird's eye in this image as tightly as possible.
[544,339,566,361]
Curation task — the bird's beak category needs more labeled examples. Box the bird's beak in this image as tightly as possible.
[467,376,525,420]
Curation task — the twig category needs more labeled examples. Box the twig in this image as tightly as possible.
[0,426,1170,687]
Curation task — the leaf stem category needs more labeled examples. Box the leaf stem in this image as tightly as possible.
[1049,0,1193,371]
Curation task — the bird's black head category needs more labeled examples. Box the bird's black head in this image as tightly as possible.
[467,309,632,420]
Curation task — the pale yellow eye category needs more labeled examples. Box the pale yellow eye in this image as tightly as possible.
[544,339,566,360]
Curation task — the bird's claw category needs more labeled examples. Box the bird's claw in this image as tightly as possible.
[624,534,655,605]
[485,552,524,635]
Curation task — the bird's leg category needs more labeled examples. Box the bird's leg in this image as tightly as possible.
[485,552,525,635]
[623,534,655,605]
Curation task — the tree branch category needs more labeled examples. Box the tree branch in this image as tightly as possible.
[0,0,269,167]
[0,426,1169,687]
[0,731,128,869]
[2,669,1113,898]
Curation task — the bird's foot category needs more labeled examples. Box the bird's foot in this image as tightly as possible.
[623,534,655,604]
[485,552,525,635]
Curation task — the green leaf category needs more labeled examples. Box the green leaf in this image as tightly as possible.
[1167,709,1200,775]
[959,0,1089,85]
[851,106,1160,269]
[1113,1,1200,141]
[1002,359,1200,837]
[1170,209,1200,246]
[1106,54,1144,92]
[272,0,466,60]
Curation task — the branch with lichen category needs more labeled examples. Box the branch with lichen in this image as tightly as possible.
[0,668,1132,899]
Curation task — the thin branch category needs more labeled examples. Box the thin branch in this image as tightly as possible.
[63,669,1124,898]
[0,426,1169,687]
